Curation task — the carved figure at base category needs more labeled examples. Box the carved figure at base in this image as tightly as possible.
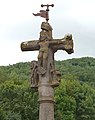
[50,63,61,87]
[30,61,39,88]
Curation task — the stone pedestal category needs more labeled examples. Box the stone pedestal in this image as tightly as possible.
[38,83,54,120]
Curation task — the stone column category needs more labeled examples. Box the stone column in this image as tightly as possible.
[38,82,55,120]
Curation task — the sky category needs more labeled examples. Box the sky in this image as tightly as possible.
[0,0,95,66]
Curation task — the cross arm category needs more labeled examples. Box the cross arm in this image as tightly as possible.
[21,40,39,51]
[50,38,74,54]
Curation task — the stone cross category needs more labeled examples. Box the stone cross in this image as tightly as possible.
[20,4,74,120]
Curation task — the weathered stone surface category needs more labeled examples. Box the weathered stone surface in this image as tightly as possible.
[21,38,74,54]
[38,84,54,120]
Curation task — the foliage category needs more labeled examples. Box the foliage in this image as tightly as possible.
[0,57,95,120]
[55,57,95,85]
[0,81,38,120]
[55,80,95,120]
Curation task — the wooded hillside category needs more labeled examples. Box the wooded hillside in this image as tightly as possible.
[0,57,95,120]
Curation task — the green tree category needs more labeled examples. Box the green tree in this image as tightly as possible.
[55,80,95,120]
[0,80,38,120]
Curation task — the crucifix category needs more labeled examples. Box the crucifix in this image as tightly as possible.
[21,4,74,120]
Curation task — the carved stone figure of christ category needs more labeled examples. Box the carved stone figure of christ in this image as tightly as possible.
[38,22,53,72]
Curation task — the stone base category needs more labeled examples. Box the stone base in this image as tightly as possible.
[38,84,55,120]
[39,102,54,120]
